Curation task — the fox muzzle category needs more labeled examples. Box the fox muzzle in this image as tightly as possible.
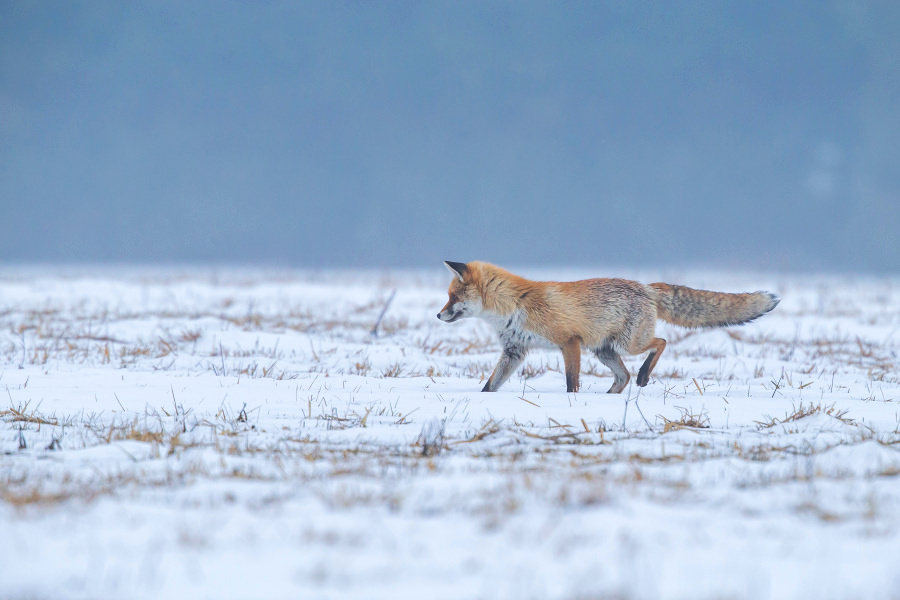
[437,310,463,322]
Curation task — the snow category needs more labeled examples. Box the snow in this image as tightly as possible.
[2,266,900,599]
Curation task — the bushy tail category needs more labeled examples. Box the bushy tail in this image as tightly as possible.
[649,283,779,329]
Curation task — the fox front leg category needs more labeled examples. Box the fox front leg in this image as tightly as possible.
[561,338,582,393]
[482,346,526,392]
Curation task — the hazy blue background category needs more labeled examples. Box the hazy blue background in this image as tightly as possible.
[2,1,898,272]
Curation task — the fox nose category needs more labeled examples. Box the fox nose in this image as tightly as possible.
[436,313,442,319]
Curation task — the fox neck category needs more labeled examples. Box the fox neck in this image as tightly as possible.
[472,263,530,316]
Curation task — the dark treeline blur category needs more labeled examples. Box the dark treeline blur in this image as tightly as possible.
[2,1,898,272]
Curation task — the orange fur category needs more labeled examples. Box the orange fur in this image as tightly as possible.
[438,261,779,394]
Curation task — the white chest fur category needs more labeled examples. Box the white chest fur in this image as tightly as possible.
[479,309,555,351]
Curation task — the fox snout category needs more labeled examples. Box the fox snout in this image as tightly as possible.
[437,308,462,322]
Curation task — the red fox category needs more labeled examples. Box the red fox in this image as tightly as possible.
[437,261,779,394]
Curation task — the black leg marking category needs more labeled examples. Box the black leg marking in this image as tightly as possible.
[636,339,666,388]
[636,352,655,387]
[566,372,577,393]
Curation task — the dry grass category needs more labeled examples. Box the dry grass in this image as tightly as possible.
[352,358,372,376]
[3,400,896,514]
[1,486,108,507]
[382,361,404,378]
[0,402,58,427]
[756,402,853,430]
[658,406,711,432]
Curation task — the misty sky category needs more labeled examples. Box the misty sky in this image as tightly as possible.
[2,1,899,271]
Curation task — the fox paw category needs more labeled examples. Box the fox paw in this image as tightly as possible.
[607,380,628,394]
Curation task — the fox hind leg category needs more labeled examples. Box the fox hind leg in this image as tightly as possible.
[636,338,666,387]
[594,344,630,394]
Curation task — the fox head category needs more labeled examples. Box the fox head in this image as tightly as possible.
[437,261,483,322]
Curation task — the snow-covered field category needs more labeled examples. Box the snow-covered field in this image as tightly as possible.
[2,266,899,600]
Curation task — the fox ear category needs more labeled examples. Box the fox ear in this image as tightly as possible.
[443,261,468,282]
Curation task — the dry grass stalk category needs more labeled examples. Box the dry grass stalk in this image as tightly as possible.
[0,403,57,427]
[756,402,852,430]
[658,406,710,433]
